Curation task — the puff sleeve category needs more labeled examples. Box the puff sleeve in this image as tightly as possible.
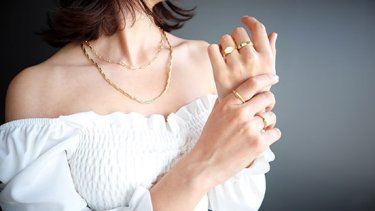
[0,119,153,211]
[208,148,275,211]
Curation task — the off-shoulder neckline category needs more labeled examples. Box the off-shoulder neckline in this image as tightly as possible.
[1,95,217,128]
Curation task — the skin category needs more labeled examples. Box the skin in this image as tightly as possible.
[5,3,281,211]
[150,16,281,211]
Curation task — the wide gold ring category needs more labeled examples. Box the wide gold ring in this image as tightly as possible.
[232,90,245,104]
[224,46,236,56]
[237,41,253,50]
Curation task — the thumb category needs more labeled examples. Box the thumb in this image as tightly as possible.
[208,43,226,99]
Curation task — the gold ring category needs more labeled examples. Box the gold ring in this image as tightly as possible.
[232,90,245,104]
[224,46,236,56]
[257,112,271,130]
[237,41,253,50]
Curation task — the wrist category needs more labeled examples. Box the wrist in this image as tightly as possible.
[177,151,215,192]
[149,151,213,211]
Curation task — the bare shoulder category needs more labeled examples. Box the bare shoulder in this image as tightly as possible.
[6,63,57,122]
[168,34,217,94]
[174,36,211,65]
[5,44,82,122]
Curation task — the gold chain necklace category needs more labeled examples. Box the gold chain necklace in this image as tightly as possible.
[81,31,173,104]
[84,28,165,70]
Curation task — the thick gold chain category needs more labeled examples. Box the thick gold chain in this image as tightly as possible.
[84,28,165,70]
[81,31,173,104]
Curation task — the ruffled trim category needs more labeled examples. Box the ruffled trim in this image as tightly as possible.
[0,95,218,133]
[58,95,218,133]
[0,118,60,130]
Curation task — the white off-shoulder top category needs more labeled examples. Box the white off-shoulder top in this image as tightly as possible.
[0,95,275,211]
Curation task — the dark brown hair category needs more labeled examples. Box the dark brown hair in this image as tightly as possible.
[40,0,195,47]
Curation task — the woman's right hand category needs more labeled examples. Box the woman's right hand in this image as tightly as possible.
[150,74,281,211]
[188,73,281,188]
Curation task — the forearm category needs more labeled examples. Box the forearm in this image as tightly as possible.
[150,151,212,211]
[150,73,280,211]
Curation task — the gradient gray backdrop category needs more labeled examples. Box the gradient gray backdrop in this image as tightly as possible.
[1,0,375,211]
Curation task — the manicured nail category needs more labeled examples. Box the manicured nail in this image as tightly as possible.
[275,33,278,41]
[274,75,279,82]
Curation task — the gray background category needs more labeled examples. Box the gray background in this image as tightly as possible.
[1,0,375,211]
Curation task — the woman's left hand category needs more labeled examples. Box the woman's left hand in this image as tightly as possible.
[208,16,278,100]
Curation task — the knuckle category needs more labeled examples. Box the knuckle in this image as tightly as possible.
[234,109,248,122]
[263,73,274,82]
[241,122,270,152]
[207,44,217,51]
[254,22,266,31]
[249,138,264,153]
[270,92,276,103]
[263,91,275,102]
[233,27,246,35]
[270,112,277,123]
[243,121,256,134]
[239,122,251,135]
[249,77,261,90]
[242,50,254,60]
[220,34,232,43]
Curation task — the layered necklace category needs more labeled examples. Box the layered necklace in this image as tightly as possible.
[84,27,165,70]
[81,29,173,104]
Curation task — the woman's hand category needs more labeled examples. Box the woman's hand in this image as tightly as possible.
[188,74,281,188]
[150,74,281,211]
[150,17,280,211]
[208,16,277,100]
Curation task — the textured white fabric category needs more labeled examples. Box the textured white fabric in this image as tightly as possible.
[0,95,275,211]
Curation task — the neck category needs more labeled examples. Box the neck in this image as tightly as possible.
[91,12,164,67]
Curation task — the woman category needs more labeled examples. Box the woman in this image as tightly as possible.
[0,0,281,210]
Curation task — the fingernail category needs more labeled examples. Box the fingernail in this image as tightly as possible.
[275,33,278,41]
[274,75,279,82]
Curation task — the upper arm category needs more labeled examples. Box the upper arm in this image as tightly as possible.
[5,66,47,122]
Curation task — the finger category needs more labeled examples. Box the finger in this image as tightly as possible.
[268,32,277,58]
[261,127,282,146]
[265,98,276,112]
[231,27,256,58]
[256,111,277,129]
[250,115,268,132]
[208,44,226,74]
[208,44,227,100]
[219,34,240,66]
[226,74,279,104]
[241,16,271,53]
[245,91,276,116]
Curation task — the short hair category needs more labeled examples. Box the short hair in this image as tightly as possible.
[39,0,195,47]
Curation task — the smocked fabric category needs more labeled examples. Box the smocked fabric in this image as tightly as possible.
[0,95,275,211]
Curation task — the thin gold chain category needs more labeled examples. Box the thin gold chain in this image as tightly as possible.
[84,28,165,70]
[81,30,173,104]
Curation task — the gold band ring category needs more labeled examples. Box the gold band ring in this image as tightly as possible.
[232,90,245,104]
[224,46,236,56]
[257,112,271,130]
[237,41,253,50]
